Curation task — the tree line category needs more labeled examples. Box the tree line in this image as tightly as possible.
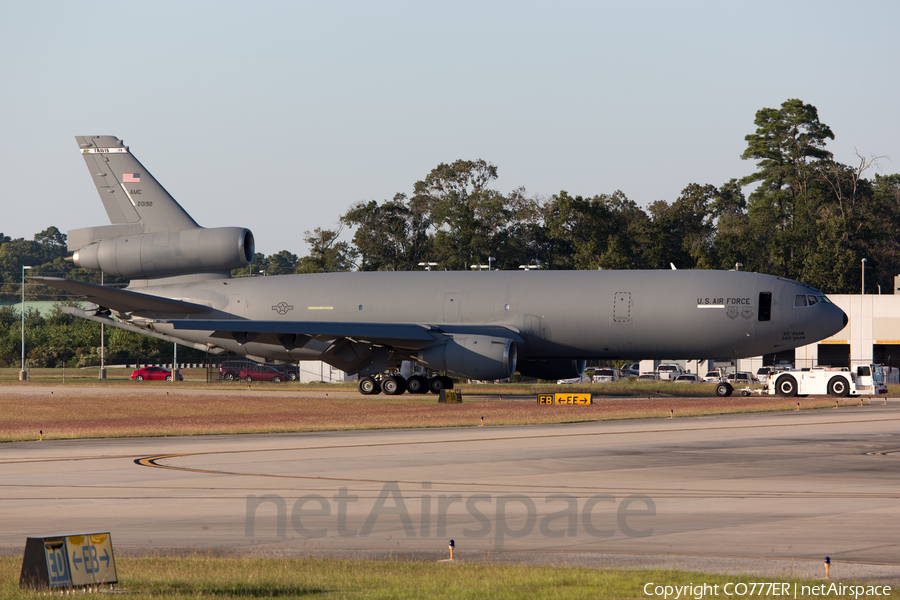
[2,98,898,367]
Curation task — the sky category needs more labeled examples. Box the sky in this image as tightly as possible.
[1,1,898,257]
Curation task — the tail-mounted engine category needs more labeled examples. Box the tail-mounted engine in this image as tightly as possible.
[70,227,254,278]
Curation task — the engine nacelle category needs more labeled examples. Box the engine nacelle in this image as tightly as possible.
[418,335,517,381]
[72,227,255,278]
[517,358,586,381]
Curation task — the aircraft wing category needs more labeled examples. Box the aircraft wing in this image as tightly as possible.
[162,320,523,351]
[163,319,441,349]
[29,276,212,315]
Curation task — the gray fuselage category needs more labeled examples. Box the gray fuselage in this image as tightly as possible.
[141,269,846,363]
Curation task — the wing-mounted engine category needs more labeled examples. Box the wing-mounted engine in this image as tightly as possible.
[517,358,586,380]
[69,226,254,278]
[418,335,517,380]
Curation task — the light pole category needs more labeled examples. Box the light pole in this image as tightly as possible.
[488,256,495,271]
[20,265,32,381]
[861,258,867,295]
[99,272,106,380]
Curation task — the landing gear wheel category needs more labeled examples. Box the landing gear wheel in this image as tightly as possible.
[382,375,407,395]
[358,376,381,395]
[828,377,849,397]
[715,382,733,397]
[406,375,429,394]
[429,376,451,394]
[776,375,797,397]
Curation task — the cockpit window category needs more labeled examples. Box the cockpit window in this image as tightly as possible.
[796,294,831,307]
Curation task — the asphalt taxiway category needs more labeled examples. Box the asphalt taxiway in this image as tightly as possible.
[2,402,899,579]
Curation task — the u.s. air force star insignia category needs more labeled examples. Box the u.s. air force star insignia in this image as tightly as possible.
[272,302,294,315]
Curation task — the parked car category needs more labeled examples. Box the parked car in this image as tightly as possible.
[620,362,640,377]
[674,374,700,383]
[219,360,249,381]
[703,370,724,383]
[222,360,299,381]
[637,373,658,381]
[592,368,620,383]
[557,375,590,384]
[726,371,758,385]
[755,367,774,382]
[131,366,182,381]
[657,364,682,381]
[240,364,285,382]
[282,364,300,381]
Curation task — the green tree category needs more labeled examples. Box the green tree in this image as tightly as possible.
[296,228,357,273]
[341,195,432,271]
[411,160,511,270]
[265,250,299,276]
[740,99,836,279]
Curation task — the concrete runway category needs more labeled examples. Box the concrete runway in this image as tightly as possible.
[2,402,900,578]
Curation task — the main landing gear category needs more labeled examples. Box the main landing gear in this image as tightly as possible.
[357,373,454,396]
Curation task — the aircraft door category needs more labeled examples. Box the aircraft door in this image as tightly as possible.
[614,292,632,323]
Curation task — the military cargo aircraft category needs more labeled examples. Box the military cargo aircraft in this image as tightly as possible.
[31,136,848,395]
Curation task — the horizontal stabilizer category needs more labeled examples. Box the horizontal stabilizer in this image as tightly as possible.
[29,277,212,315]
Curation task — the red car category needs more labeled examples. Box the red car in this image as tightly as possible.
[131,366,183,381]
[239,365,284,382]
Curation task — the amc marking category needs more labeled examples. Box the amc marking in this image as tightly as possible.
[272,302,294,315]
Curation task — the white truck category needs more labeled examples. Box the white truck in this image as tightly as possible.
[768,363,888,397]
[656,364,683,381]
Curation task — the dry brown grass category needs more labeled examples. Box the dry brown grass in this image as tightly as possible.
[0,388,860,443]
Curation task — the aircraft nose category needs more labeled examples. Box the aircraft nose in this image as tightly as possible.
[818,299,847,340]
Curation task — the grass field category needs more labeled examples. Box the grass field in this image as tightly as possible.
[2,556,893,599]
[0,386,878,443]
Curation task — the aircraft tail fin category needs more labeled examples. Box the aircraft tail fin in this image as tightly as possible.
[67,136,254,280]
[73,136,198,243]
